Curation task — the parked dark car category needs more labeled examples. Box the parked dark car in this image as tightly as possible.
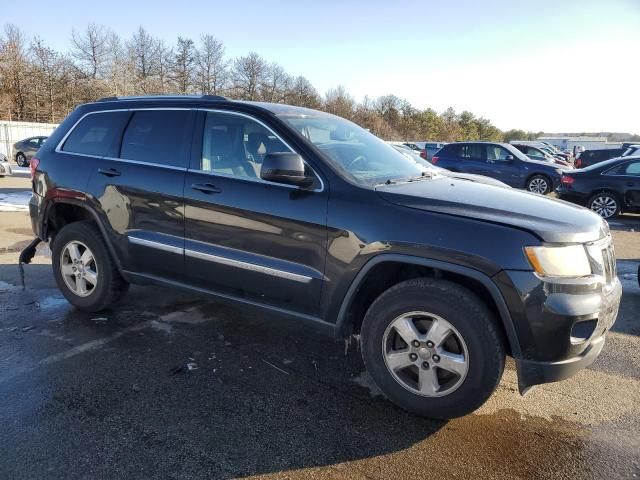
[622,144,640,157]
[574,148,624,169]
[420,142,447,161]
[13,136,48,167]
[512,143,572,168]
[431,142,565,194]
[21,95,621,419]
[557,155,640,218]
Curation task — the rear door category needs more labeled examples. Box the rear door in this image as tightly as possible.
[459,143,488,175]
[621,160,640,208]
[182,110,328,317]
[86,108,195,281]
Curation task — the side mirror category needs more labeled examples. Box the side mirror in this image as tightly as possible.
[261,153,312,187]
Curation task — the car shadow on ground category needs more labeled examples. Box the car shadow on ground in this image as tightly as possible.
[0,263,448,478]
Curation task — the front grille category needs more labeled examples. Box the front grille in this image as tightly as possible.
[586,236,616,287]
[601,243,616,284]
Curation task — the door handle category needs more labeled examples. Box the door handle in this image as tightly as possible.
[98,168,121,177]
[191,183,221,194]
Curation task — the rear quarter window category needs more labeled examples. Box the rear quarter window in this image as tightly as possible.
[61,111,130,157]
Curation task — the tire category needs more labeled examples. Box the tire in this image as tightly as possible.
[360,278,505,419]
[526,174,551,195]
[52,221,129,312]
[16,153,27,167]
[588,192,621,219]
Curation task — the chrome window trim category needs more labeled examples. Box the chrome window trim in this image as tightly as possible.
[185,248,313,283]
[198,108,325,193]
[128,236,184,255]
[55,107,326,192]
[600,160,640,177]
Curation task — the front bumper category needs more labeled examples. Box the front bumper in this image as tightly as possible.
[495,269,622,392]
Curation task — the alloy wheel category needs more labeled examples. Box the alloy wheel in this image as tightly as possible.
[60,240,99,297]
[528,177,549,194]
[590,195,617,219]
[382,311,469,397]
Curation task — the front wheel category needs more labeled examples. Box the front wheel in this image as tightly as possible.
[360,278,505,419]
[52,221,129,312]
[526,174,551,195]
[588,192,620,219]
[16,153,27,167]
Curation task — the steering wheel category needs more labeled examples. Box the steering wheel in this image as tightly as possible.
[347,155,366,170]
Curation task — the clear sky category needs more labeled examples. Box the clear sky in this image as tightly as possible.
[3,0,639,133]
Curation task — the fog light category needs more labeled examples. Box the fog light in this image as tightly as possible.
[570,319,597,344]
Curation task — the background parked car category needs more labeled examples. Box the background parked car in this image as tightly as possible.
[420,142,447,161]
[0,153,13,177]
[574,148,624,168]
[622,144,640,157]
[13,136,47,167]
[432,142,565,194]
[557,155,640,219]
[512,143,573,168]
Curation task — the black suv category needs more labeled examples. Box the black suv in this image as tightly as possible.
[574,148,624,169]
[22,95,621,419]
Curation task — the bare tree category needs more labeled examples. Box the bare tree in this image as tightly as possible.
[156,40,172,94]
[31,37,62,122]
[231,52,268,100]
[324,85,355,120]
[127,27,161,93]
[261,62,290,103]
[172,36,195,94]
[285,76,320,108]
[195,34,228,95]
[0,24,30,120]
[71,23,110,79]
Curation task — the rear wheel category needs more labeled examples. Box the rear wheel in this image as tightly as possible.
[526,174,551,195]
[52,221,129,312]
[588,192,620,219]
[15,153,27,167]
[360,278,505,419]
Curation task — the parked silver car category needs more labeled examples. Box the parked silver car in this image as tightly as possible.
[13,136,48,167]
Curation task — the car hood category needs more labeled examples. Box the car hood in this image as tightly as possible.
[438,171,509,188]
[376,177,608,243]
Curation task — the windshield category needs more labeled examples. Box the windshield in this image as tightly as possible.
[278,113,427,186]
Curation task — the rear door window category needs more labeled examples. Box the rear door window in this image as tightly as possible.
[624,161,640,176]
[460,144,484,161]
[62,111,130,157]
[120,110,191,167]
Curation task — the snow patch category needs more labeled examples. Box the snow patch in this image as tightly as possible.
[0,191,31,212]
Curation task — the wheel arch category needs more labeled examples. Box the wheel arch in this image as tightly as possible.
[335,254,522,358]
[44,199,126,276]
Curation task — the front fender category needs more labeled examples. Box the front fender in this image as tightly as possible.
[333,253,523,360]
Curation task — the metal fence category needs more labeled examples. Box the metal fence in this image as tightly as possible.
[0,121,59,159]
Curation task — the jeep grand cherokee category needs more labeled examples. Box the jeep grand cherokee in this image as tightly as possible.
[21,95,621,419]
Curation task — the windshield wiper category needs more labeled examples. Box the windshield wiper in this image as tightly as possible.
[408,171,435,182]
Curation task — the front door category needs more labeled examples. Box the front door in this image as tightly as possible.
[183,110,328,317]
[485,144,522,187]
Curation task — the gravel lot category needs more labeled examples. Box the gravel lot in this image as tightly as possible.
[1,169,639,479]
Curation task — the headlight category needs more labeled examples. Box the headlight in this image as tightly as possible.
[524,245,591,277]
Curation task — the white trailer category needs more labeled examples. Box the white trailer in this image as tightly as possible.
[0,121,59,159]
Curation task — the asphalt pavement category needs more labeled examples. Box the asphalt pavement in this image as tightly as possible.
[1,169,639,479]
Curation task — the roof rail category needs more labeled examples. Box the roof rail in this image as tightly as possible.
[97,94,228,102]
